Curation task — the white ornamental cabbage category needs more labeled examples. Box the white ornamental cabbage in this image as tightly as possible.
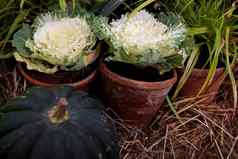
[32,14,96,65]
[110,10,169,55]
[13,12,98,74]
[95,10,188,74]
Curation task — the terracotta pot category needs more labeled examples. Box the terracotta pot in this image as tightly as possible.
[178,67,226,103]
[99,63,177,128]
[17,63,97,91]
[235,64,238,80]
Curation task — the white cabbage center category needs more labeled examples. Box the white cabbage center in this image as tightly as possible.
[33,17,94,63]
[110,10,169,54]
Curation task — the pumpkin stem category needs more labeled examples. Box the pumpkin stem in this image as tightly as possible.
[48,97,69,124]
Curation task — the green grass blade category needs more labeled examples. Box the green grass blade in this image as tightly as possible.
[179,0,194,15]
[166,96,182,123]
[129,0,156,18]
[72,0,76,13]
[198,25,223,95]
[225,27,237,112]
[172,47,199,99]
[187,27,209,35]
[0,9,29,53]
[20,0,26,9]
[6,0,15,8]
[0,51,13,59]
[59,0,67,11]
[198,48,221,95]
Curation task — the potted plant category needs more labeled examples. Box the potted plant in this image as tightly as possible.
[95,9,188,127]
[167,0,238,103]
[12,9,104,91]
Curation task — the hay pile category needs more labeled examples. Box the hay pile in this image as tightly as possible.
[117,86,238,159]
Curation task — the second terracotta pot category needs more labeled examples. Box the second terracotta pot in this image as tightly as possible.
[99,63,177,128]
[178,67,226,103]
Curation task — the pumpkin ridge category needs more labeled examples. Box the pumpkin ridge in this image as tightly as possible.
[64,122,105,159]
[0,111,41,137]
[46,130,68,159]
[76,116,119,159]
[69,118,118,158]
[0,120,44,157]
[5,123,45,159]
[28,128,53,159]
[64,128,94,159]
[25,126,48,159]
[29,129,66,159]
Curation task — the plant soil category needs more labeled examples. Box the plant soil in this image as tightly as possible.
[19,61,97,84]
[105,61,174,82]
[195,45,225,69]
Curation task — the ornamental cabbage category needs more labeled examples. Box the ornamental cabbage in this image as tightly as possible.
[12,11,100,74]
[94,10,188,74]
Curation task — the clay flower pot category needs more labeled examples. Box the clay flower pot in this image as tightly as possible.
[99,63,177,128]
[178,67,227,103]
[17,62,97,92]
[235,64,238,80]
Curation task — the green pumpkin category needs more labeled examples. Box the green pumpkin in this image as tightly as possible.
[0,86,119,159]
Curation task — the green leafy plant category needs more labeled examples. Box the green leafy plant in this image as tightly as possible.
[0,0,55,59]
[164,0,238,106]
[12,9,105,74]
[0,0,114,59]
[95,9,188,74]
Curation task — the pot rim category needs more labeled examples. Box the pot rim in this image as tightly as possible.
[100,63,177,90]
[17,62,97,87]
